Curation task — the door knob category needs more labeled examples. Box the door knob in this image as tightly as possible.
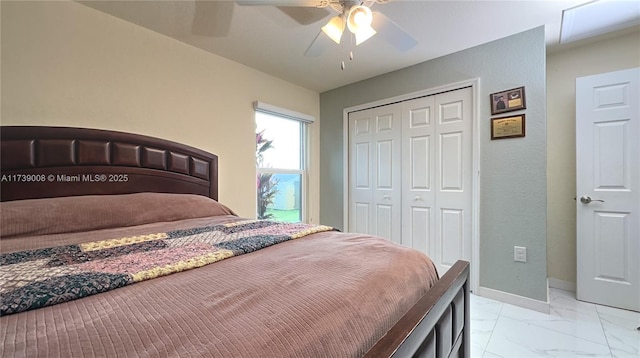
[414,196,421,201]
[383,195,391,200]
[580,196,604,204]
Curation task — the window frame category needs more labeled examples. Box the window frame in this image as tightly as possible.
[254,102,312,223]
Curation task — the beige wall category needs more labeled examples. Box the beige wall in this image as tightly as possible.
[1,1,320,221]
[546,27,640,285]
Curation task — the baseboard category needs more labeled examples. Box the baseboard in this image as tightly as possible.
[476,286,550,314]
[548,278,576,292]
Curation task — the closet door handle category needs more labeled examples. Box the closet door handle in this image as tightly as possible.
[383,195,391,200]
[414,196,421,201]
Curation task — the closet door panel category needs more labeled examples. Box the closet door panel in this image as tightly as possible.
[349,109,374,235]
[354,203,370,234]
[402,96,436,253]
[376,140,394,188]
[434,88,473,275]
[409,206,430,254]
[373,104,402,243]
[376,204,393,240]
[440,132,463,191]
[441,208,464,268]
[410,136,430,190]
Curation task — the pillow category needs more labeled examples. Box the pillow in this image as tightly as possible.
[1,193,236,239]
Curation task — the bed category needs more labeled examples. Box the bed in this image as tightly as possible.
[0,126,470,358]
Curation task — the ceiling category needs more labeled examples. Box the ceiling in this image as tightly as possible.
[77,0,632,92]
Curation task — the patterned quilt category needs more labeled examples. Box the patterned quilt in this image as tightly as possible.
[0,220,334,316]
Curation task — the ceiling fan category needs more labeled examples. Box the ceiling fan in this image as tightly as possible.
[236,0,418,57]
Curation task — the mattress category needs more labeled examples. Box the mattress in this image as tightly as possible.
[0,193,438,357]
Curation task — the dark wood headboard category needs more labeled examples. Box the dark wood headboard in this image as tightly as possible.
[0,126,218,202]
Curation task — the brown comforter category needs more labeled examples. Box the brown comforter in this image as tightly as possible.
[0,194,438,357]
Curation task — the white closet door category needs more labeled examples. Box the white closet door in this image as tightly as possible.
[349,109,374,235]
[349,87,473,267]
[372,104,402,243]
[433,88,473,275]
[402,96,436,254]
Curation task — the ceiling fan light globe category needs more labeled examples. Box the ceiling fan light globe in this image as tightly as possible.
[355,25,376,45]
[353,11,368,27]
[321,16,344,44]
[347,5,373,33]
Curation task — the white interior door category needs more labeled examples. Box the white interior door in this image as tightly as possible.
[576,67,640,312]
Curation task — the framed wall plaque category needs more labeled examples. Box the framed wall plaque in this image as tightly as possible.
[490,86,526,115]
[491,114,525,140]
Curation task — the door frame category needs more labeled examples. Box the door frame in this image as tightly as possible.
[342,78,481,292]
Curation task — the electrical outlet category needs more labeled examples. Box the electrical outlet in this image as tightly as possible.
[514,246,527,262]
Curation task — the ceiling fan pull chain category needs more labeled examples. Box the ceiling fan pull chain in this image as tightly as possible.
[341,29,355,70]
[349,31,355,61]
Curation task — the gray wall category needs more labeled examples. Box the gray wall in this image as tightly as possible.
[319,27,547,301]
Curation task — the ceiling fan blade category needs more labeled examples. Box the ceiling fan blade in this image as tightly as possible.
[237,0,329,7]
[278,6,331,25]
[304,30,331,57]
[192,1,234,37]
[371,11,417,51]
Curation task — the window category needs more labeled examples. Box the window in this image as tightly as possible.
[255,102,312,223]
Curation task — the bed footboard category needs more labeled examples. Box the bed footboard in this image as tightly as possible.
[364,260,470,358]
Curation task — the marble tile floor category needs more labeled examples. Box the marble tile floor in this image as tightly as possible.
[470,288,640,357]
